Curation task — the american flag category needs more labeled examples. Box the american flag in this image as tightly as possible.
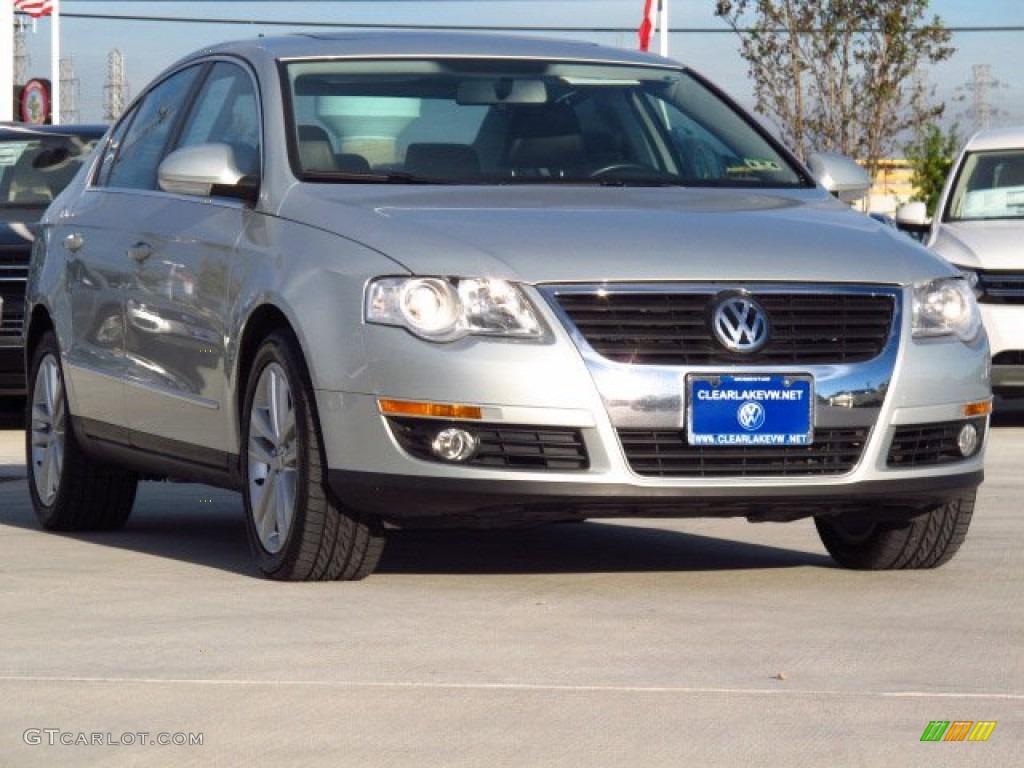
[14,0,55,19]
[638,0,659,52]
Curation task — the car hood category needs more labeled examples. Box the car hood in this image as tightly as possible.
[278,185,952,285]
[929,220,1024,270]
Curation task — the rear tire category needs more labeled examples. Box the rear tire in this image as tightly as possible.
[241,330,384,581]
[814,491,976,570]
[26,331,138,531]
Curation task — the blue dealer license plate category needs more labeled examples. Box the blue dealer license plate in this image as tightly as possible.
[687,374,813,446]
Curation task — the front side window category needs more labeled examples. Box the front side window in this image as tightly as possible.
[176,61,261,178]
[96,65,202,190]
[946,149,1024,221]
[283,58,806,187]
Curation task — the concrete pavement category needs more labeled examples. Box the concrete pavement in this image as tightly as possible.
[0,398,1021,766]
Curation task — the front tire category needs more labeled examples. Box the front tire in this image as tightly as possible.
[26,331,138,531]
[814,491,976,570]
[241,330,384,581]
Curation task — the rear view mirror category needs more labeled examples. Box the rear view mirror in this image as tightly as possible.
[457,78,548,105]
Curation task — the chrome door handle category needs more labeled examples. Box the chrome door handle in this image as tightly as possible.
[127,242,153,263]
[63,232,84,253]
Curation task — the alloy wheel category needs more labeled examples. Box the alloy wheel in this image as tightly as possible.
[30,355,66,506]
[247,362,299,554]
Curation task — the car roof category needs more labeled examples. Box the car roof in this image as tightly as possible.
[0,123,108,141]
[179,30,675,69]
[963,125,1024,152]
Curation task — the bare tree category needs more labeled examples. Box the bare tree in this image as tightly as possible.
[714,0,954,177]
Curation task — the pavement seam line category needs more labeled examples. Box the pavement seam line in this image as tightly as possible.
[1,676,1021,700]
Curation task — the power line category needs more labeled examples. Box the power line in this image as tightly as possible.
[22,10,1024,34]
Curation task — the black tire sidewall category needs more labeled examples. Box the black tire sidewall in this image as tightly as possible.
[241,332,319,578]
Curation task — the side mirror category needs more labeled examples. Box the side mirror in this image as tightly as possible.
[806,152,872,204]
[893,201,931,242]
[158,143,259,203]
[895,201,928,226]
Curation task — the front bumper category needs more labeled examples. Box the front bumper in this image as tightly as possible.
[314,283,990,526]
[328,469,983,526]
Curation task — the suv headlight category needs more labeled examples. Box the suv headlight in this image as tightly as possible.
[365,277,544,342]
[912,277,982,342]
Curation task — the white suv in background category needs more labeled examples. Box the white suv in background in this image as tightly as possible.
[901,126,1024,396]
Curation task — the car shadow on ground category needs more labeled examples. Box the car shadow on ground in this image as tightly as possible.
[0,480,833,578]
[378,522,833,575]
[4,394,1019,579]
[0,397,24,430]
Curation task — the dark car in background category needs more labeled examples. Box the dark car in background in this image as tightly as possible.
[0,123,107,394]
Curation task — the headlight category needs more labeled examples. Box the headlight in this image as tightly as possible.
[912,277,982,342]
[953,265,984,299]
[365,277,544,342]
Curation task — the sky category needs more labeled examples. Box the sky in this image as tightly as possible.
[14,0,1024,138]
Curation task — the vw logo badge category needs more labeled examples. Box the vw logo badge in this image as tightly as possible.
[736,401,766,432]
[712,294,770,353]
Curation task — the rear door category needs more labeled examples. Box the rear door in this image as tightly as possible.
[58,67,202,436]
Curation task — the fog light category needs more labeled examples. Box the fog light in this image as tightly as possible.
[431,428,479,462]
[957,423,979,457]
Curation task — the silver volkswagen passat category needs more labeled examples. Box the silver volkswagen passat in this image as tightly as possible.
[25,32,991,580]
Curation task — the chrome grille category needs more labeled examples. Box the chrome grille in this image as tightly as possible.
[0,244,30,339]
[617,427,869,477]
[977,270,1024,304]
[550,288,895,365]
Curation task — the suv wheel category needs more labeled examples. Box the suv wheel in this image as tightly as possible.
[241,330,384,581]
[26,331,138,530]
[814,491,976,570]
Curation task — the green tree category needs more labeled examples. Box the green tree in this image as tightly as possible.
[714,1,955,178]
[903,123,960,217]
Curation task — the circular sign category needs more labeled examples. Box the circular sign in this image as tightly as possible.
[20,79,51,124]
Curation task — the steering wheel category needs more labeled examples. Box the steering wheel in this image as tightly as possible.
[588,162,657,179]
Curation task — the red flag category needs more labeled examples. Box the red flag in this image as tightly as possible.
[14,0,54,19]
[638,0,658,52]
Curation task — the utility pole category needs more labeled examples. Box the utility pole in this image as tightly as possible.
[2,1,12,121]
[59,55,79,123]
[13,16,29,85]
[958,64,1008,132]
[103,48,129,122]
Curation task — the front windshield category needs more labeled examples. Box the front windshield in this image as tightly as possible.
[0,133,101,208]
[946,149,1024,222]
[284,58,805,187]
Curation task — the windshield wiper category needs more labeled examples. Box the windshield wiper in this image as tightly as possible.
[303,170,457,185]
[595,178,686,187]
